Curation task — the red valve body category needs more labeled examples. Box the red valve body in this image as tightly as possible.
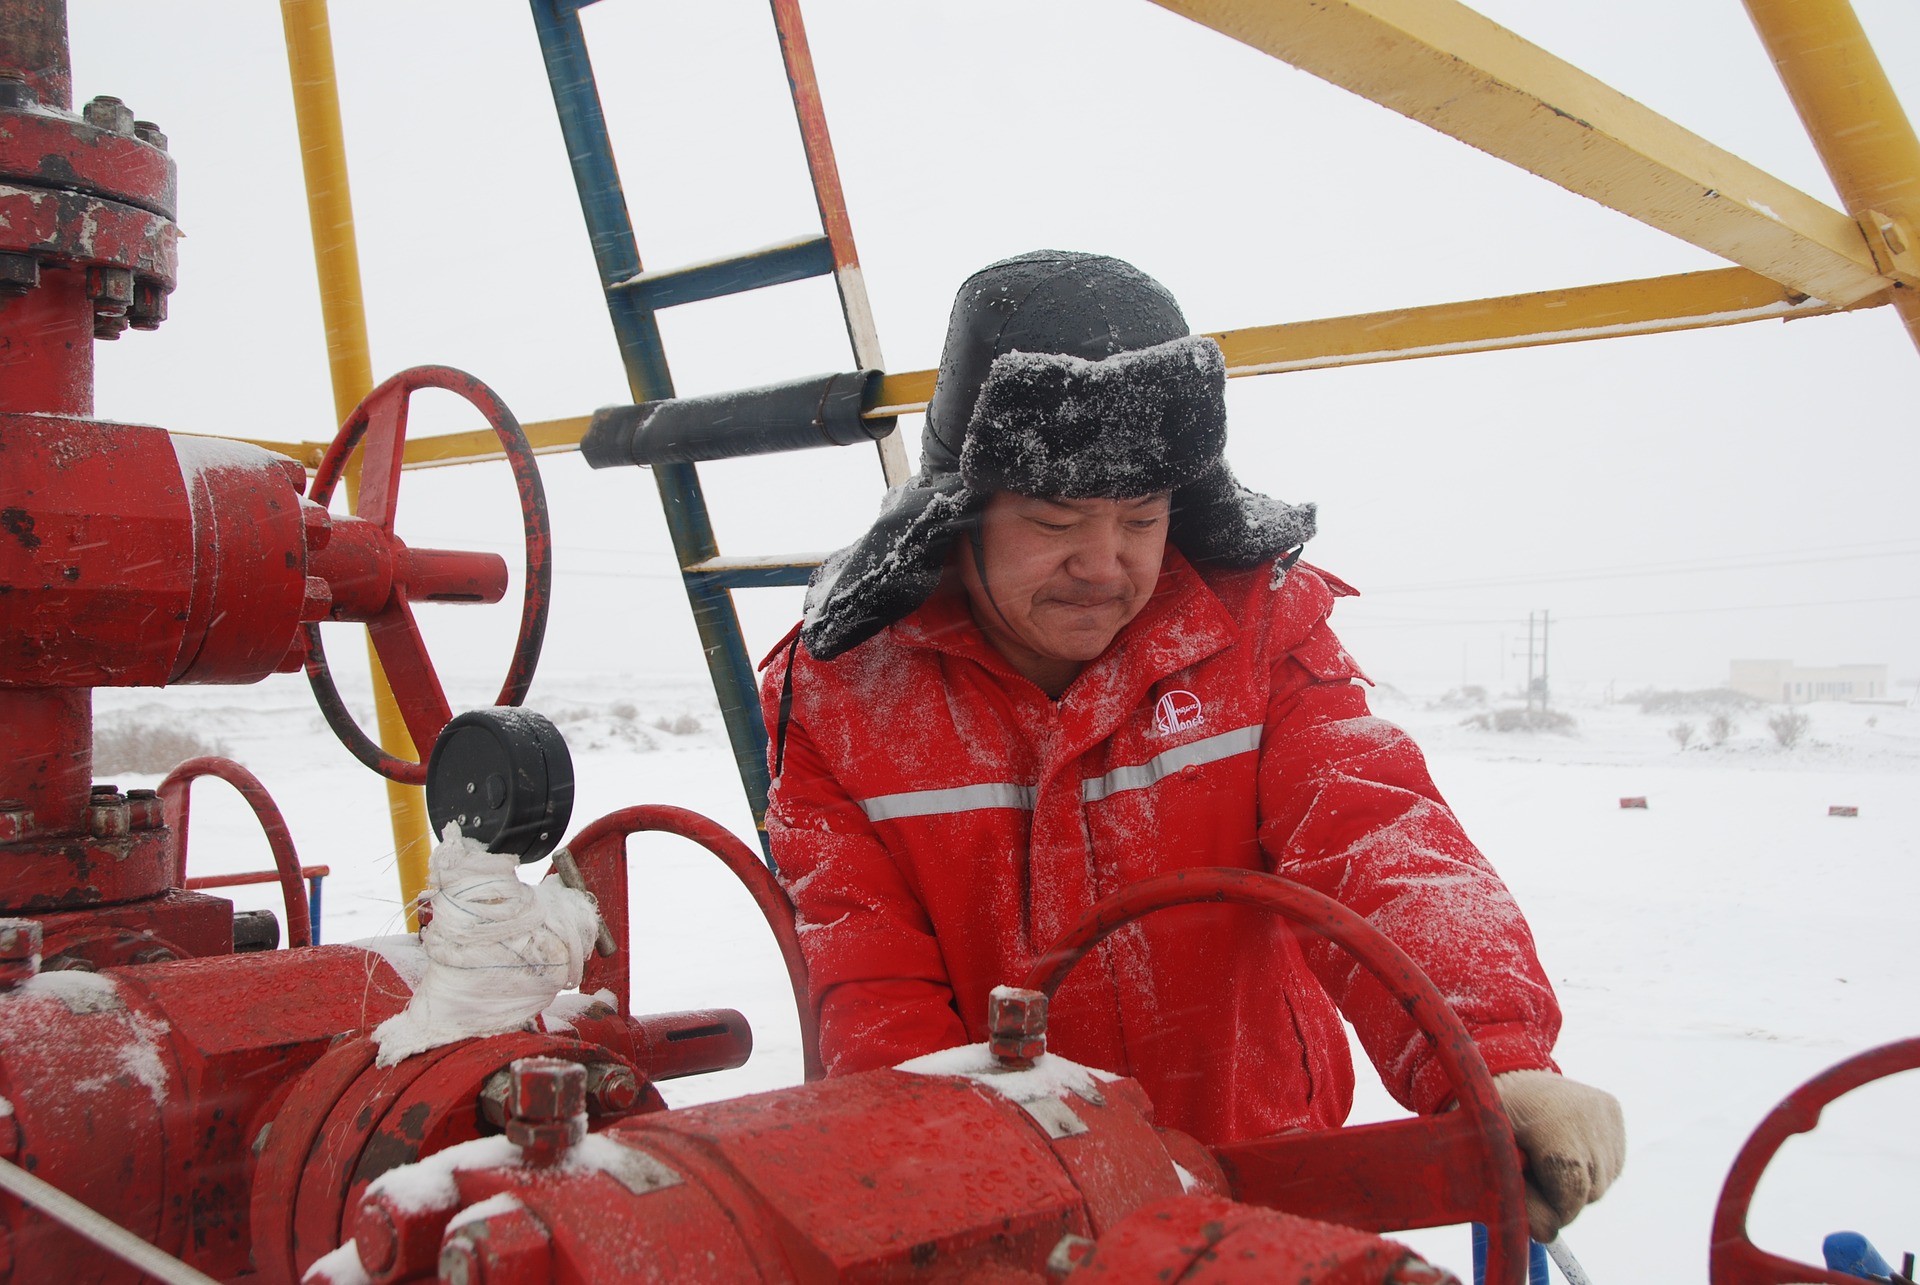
[0,943,747,1283]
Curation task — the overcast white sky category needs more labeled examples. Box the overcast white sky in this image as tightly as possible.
[65,1,1920,705]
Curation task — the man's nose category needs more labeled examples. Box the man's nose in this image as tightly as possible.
[1065,520,1128,582]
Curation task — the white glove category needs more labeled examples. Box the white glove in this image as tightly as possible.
[1494,1069,1626,1243]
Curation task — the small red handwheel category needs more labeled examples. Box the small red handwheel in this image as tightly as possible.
[304,365,552,784]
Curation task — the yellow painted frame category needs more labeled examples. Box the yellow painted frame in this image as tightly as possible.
[250,0,1915,475]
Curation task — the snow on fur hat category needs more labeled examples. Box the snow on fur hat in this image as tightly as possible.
[800,250,1315,660]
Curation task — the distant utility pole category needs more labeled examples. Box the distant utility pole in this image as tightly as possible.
[1519,610,1551,710]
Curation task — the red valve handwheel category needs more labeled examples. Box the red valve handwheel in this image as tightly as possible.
[1709,1038,1920,1285]
[1022,867,1532,1285]
[304,365,552,785]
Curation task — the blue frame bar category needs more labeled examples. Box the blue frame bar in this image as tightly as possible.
[686,566,816,592]
[530,0,777,858]
[307,874,325,946]
[613,236,835,311]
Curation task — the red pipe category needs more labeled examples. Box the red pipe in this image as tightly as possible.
[565,804,823,1082]
[768,0,862,273]
[157,756,313,948]
[0,688,92,836]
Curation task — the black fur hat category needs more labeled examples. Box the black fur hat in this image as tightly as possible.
[800,251,1315,659]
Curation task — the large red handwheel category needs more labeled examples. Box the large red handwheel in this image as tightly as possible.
[1709,1038,1920,1285]
[1021,867,1532,1285]
[304,365,552,784]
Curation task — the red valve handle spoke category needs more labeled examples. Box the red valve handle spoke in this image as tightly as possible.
[305,365,551,785]
[1021,867,1532,1285]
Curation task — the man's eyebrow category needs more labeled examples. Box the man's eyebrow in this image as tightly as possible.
[1026,494,1171,514]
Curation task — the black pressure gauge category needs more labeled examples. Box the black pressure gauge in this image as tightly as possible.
[425,707,574,863]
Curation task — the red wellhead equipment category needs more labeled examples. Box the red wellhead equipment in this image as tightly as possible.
[0,0,545,973]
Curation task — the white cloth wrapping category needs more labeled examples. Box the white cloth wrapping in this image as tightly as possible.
[373,826,601,1067]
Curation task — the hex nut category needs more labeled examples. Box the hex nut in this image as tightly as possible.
[0,254,39,298]
[583,1062,641,1115]
[988,986,1049,1069]
[81,95,135,136]
[0,921,41,961]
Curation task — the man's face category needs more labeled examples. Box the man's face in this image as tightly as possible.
[958,491,1171,690]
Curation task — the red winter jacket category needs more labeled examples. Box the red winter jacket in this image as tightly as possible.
[759,549,1560,1146]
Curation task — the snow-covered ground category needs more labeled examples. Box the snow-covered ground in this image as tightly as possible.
[91,673,1919,1283]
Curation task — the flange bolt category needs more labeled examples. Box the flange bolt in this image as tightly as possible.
[505,1057,585,1166]
[988,985,1049,1070]
[87,784,131,838]
[0,920,42,992]
[0,800,33,844]
[0,254,38,298]
[583,1062,641,1115]
[353,1191,449,1285]
[81,95,135,135]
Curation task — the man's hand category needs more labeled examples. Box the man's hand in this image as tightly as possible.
[1494,1069,1625,1243]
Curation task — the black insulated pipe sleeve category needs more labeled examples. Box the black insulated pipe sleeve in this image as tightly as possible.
[580,369,897,469]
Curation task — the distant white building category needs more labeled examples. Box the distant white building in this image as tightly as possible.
[1729,659,1891,704]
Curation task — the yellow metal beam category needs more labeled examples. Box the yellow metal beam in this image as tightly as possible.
[223,266,1864,466]
[282,0,431,928]
[1148,0,1897,306]
[1203,266,1857,375]
[1742,0,1920,354]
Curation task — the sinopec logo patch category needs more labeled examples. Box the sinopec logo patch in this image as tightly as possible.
[1152,690,1204,736]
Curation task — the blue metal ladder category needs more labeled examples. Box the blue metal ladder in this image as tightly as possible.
[529,0,907,855]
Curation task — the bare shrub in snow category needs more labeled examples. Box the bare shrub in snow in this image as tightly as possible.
[1431,686,1488,710]
[1669,722,1695,751]
[1462,708,1577,735]
[609,700,638,722]
[1707,713,1737,745]
[652,713,701,736]
[94,720,229,774]
[1768,710,1811,749]
[1627,687,1763,715]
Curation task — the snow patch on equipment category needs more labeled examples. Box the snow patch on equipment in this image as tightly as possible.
[896,1042,1118,1105]
[372,826,600,1067]
[539,987,617,1032]
[447,1191,524,1231]
[366,1134,520,1213]
[113,1010,173,1106]
[363,1128,677,1219]
[352,934,428,990]
[172,432,280,480]
[301,1240,371,1285]
[19,969,124,1014]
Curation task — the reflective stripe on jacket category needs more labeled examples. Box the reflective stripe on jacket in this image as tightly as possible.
[760,550,1560,1146]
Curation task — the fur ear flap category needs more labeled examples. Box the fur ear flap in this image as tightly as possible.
[960,335,1227,498]
[800,476,979,660]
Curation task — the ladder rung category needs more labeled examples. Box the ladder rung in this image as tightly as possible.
[611,236,835,311]
[684,552,824,591]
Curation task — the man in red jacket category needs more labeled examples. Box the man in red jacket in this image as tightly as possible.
[760,250,1622,1245]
